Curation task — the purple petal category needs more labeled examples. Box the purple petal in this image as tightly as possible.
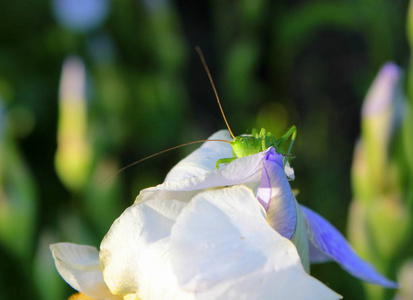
[300,205,398,288]
[308,240,332,264]
[256,149,283,210]
[258,148,297,240]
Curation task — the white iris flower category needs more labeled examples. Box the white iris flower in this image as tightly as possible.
[51,130,395,299]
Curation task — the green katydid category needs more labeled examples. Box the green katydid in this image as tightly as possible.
[215,126,297,169]
[194,46,297,169]
[104,47,297,182]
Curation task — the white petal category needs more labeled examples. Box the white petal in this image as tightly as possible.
[284,162,295,180]
[170,186,341,300]
[100,198,193,299]
[164,130,233,182]
[50,243,120,300]
[136,148,268,204]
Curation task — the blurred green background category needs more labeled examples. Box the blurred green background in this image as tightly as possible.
[0,0,412,299]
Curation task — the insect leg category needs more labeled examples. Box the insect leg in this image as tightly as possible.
[216,157,237,169]
[251,128,259,137]
[263,131,272,149]
[267,132,279,151]
[286,126,297,155]
[277,126,297,156]
[270,133,277,147]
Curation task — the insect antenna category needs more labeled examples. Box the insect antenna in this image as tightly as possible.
[101,139,231,183]
[195,46,236,139]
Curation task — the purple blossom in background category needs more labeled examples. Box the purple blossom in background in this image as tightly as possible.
[52,0,110,33]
